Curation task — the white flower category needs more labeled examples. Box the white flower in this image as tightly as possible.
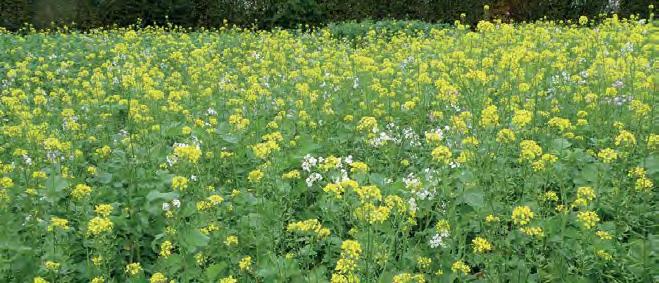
[428,231,450,248]
[305,173,323,188]
[302,154,318,172]
[172,199,181,208]
[407,198,418,213]
[22,154,32,165]
[344,155,353,164]
[162,203,171,211]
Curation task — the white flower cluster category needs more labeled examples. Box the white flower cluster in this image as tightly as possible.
[162,198,181,211]
[301,154,355,187]
[428,230,450,248]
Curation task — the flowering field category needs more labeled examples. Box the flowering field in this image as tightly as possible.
[0,16,656,283]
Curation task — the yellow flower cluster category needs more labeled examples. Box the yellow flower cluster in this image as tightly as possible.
[331,240,362,282]
[171,176,189,191]
[519,140,543,162]
[393,273,426,283]
[431,145,452,164]
[125,262,143,276]
[451,260,471,275]
[239,256,252,271]
[287,219,331,238]
[173,144,202,163]
[47,217,70,232]
[512,206,534,226]
[472,236,493,253]
[71,184,92,200]
[577,211,600,229]
[159,240,173,258]
[87,216,113,236]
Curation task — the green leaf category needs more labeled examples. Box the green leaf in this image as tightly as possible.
[179,229,210,252]
[94,172,113,184]
[293,135,320,159]
[146,190,178,202]
[550,138,571,151]
[574,163,599,185]
[44,175,69,202]
[205,262,228,281]
[217,122,242,144]
[463,189,485,209]
[368,173,386,186]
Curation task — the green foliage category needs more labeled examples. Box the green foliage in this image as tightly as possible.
[327,20,451,42]
[0,0,655,30]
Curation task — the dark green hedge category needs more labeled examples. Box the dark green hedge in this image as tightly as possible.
[0,0,654,31]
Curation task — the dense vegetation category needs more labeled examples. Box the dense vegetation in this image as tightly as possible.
[0,15,656,282]
[0,0,654,30]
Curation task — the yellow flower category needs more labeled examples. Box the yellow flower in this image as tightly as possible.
[520,226,544,238]
[87,216,113,236]
[159,240,173,257]
[33,277,49,283]
[435,219,450,233]
[71,184,92,200]
[548,117,572,132]
[472,236,493,253]
[597,148,618,163]
[48,216,70,232]
[512,206,534,225]
[635,177,653,192]
[614,130,636,146]
[252,140,280,159]
[287,219,331,238]
[577,211,600,229]
[207,194,224,205]
[149,272,167,283]
[248,169,264,183]
[94,204,113,217]
[579,15,588,25]
[354,203,390,224]
[451,260,470,275]
[596,250,612,261]
[91,276,104,283]
[354,185,382,202]
[425,131,442,144]
[519,140,542,162]
[485,214,500,223]
[431,145,452,164]
[182,126,192,135]
[323,183,345,199]
[512,109,532,128]
[647,134,659,150]
[224,235,238,246]
[393,273,426,283]
[173,144,202,163]
[340,240,362,259]
[44,260,60,271]
[496,128,516,143]
[356,116,377,132]
[171,176,189,191]
[218,276,237,283]
[480,105,499,127]
[416,256,432,269]
[543,191,558,202]
[125,262,142,276]
[282,170,301,180]
[92,256,103,266]
[350,161,369,174]
[596,230,613,240]
[239,256,252,271]
[576,186,596,202]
